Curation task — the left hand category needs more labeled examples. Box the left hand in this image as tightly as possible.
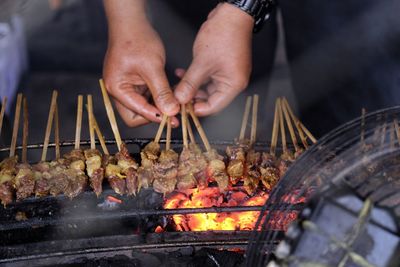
[174,3,254,116]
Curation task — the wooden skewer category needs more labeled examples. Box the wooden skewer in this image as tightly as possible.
[270,98,280,156]
[54,103,60,160]
[154,114,168,144]
[74,95,83,149]
[166,117,171,151]
[186,116,196,144]
[0,97,7,138]
[87,95,96,150]
[281,98,300,152]
[282,97,308,148]
[239,96,252,141]
[99,79,122,151]
[188,103,211,152]
[10,94,23,157]
[300,122,317,144]
[85,104,109,155]
[181,105,188,148]
[22,97,28,163]
[277,98,288,155]
[389,122,395,148]
[41,90,58,162]
[394,119,400,145]
[250,94,259,145]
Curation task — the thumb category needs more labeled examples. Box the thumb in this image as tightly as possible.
[174,63,208,104]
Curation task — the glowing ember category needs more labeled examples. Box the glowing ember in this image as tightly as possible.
[164,187,273,231]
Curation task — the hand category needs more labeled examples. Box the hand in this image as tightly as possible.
[103,0,179,127]
[174,3,254,117]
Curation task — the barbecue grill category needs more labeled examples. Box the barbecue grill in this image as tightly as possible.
[0,139,303,267]
[246,106,400,266]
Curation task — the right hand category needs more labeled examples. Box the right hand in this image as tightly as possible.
[103,10,179,127]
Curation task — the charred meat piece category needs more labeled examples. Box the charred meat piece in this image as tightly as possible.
[153,149,178,194]
[138,141,160,190]
[177,143,208,190]
[116,143,138,195]
[33,162,52,197]
[0,156,18,205]
[243,150,261,195]
[259,153,280,191]
[84,149,104,197]
[63,149,88,199]
[204,149,229,192]
[48,160,69,196]
[14,163,35,201]
[105,155,126,195]
[277,151,294,176]
[226,140,250,184]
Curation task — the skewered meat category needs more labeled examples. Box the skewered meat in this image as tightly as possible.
[278,151,294,176]
[226,141,250,184]
[14,163,35,200]
[243,150,261,195]
[177,143,208,190]
[259,153,280,190]
[105,156,126,195]
[138,141,160,190]
[48,159,69,196]
[84,149,104,196]
[63,149,87,198]
[153,149,178,194]
[116,143,138,195]
[33,162,51,197]
[0,157,18,206]
[204,149,229,192]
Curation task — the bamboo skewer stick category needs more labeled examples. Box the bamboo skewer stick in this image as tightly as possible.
[282,97,308,148]
[85,104,109,155]
[389,122,395,148]
[74,95,83,149]
[270,98,280,156]
[10,94,23,157]
[41,91,58,162]
[188,104,211,152]
[0,97,7,138]
[166,117,171,151]
[277,98,288,155]
[99,79,122,151]
[54,104,60,159]
[87,95,96,150]
[300,122,317,144]
[250,94,259,145]
[186,116,196,144]
[22,97,28,163]
[154,114,168,144]
[181,105,188,148]
[281,98,300,152]
[239,96,252,141]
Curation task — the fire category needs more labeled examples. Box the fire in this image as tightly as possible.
[164,187,295,231]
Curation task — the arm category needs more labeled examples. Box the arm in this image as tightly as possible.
[103,0,179,127]
[174,3,254,116]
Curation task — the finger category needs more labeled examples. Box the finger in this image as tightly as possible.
[142,67,180,116]
[174,62,209,104]
[194,82,240,117]
[114,100,151,127]
[194,89,208,101]
[108,83,162,123]
[174,68,186,79]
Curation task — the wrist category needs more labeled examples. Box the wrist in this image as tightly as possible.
[213,3,254,30]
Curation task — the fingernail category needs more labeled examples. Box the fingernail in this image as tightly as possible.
[155,113,161,117]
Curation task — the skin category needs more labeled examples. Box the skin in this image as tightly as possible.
[103,1,254,127]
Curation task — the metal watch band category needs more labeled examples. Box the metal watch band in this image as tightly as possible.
[223,0,275,32]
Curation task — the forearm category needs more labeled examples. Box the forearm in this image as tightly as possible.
[103,0,149,43]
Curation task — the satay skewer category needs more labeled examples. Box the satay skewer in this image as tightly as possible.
[10,94,22,157]
[250,94,259,145]
[181,105,188,148]
[281,98,300,153]
[166,117,172,151]
[186,116,196,144]
[22,97,29,163]
[282,97,308,148]
[188,104,211,152]
[54,104,60,160]
[277,98,288,155]
[239,96,252,141]
[0,97,7,138]
[299,122,317,144]
[154,114,168,144]
[87,95,96,150]
[270,98,280,157]
[85,104,109,155]
[74,95,83,150]
[41,91,58,162]
[99,79,122,151]
[389,122,395,148]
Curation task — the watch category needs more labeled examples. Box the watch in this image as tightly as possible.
[222,0,275,33]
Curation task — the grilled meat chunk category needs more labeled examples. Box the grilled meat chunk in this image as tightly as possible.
[243,150,261,195]
[278,151,294,176]
[85,149,104,196]
[33,162,51,197]
[226,141,250,184]
[14,163,35,200]
[259,153,280,190]
[153,149,178,194]
[63,149,87,198]
[0,156,18,205]
[138,141,160,190]
[177,143,208,190]
[204,149,229,192]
